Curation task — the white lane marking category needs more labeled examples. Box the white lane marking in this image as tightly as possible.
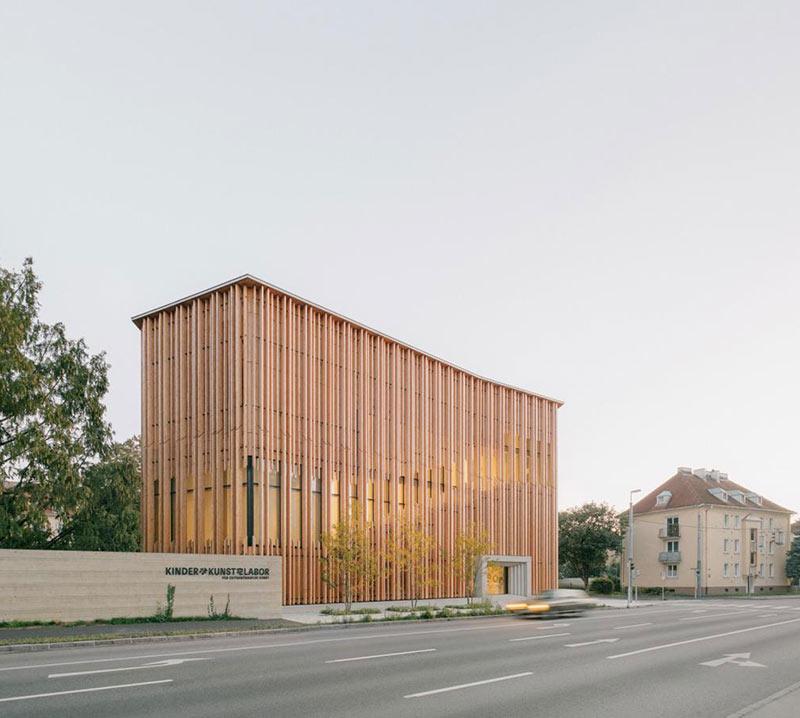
[726,678,800,717]
[614,623,652,630]
[757,614,778,618]
[565,638,619,647]
[692,610,708,613]
[49,657,211,678]
[0,679,173,704]
[538,623,570,629]
[404,672,532,698]
[700,652,765,668]
[681,611,751,621]
[509,633,570,642]
[0,621,524,673]
[325,649,436,663]
[607,617,800,660]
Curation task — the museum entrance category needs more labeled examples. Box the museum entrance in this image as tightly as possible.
[486,562,509,595]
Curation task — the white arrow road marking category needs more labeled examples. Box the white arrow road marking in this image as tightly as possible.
[538,623,570,629]
[509,633,571,642]
[700,653,765,668]
[0,680,173,704]
[49,658,210,679]
[565,638,619,647]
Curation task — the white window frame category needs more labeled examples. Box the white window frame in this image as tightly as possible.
[724,513,729,528]
[723,538,729,554]
[723,563,729,578]
[734,563,740,578]
[666,565,678,578]
[734,539,740,554]
[769,563,774,578]
[734,515,741,529]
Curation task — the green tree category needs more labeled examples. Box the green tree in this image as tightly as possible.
[50,437,141,551]
[558,502,623,589]
[320,503,377,613]
[453,524,492,603]
[386,518,438,608]
[1,258,111,548]
[786,535,800,586]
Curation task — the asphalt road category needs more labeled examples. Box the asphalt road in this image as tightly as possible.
[2,598,800,717]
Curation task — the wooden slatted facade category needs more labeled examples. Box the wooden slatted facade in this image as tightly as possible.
[134,275,561,605]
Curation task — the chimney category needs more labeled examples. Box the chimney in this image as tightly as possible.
[677,466,692,475]
[693,468,710,480]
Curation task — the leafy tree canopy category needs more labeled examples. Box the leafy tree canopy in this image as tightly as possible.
[787,535,800,585]
[50,437,141,551]
[558,502,623,588]
[0,258,112,548]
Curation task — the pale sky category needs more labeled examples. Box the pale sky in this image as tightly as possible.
[2,2,799,516]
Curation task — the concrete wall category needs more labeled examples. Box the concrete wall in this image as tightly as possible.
[0,550,282,622]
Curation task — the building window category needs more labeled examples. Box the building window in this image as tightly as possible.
[667,565,678,578]
[723,539,729,553]
[750,551,757,566]
[724,514,729,528]
[667,540,679,553]
[666,516,679,537]
[734,515,741,529]
[723,563,729,578]
[769,542,775,555]
[769,518,774,530]
[759,563,764,577]
[769,563,774,578]
[734,563,740,578]
[734,539,740,554]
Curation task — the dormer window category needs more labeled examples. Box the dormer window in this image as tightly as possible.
[656,491,672,506]
[709,487,728,502]
[728,490,746,504]
[745,493,762,506]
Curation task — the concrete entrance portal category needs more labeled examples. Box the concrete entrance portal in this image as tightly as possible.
[478,555,531,598]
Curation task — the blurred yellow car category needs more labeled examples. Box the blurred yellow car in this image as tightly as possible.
[506,589,597,618]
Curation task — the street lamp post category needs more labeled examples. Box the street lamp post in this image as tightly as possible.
[627,489,642,609]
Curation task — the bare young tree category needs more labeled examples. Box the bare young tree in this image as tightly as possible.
[320,502,377,613]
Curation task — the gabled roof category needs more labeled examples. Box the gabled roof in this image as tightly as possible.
[131,274,563,405]
[633,469,793,515]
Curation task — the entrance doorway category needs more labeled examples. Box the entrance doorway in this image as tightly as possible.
[486,563,508,595]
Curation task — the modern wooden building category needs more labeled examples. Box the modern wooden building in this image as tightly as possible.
[133,275,561,605]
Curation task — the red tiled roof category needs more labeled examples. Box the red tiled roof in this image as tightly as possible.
[632,470,793,515]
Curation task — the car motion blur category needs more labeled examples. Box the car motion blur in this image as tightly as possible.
[505,589,598,618]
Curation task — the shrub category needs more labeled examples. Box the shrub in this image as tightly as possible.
[207,594,232,619]
[588,576,614,594]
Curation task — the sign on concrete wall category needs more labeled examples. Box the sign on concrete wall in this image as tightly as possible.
[0,550,282,622]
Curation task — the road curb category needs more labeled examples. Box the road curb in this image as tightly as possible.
[0,613,511,654]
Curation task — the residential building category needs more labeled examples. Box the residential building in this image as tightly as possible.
[623,467,793,595]
[132,275,561,605]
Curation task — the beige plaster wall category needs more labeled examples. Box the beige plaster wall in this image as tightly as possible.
[0,550,282,622]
